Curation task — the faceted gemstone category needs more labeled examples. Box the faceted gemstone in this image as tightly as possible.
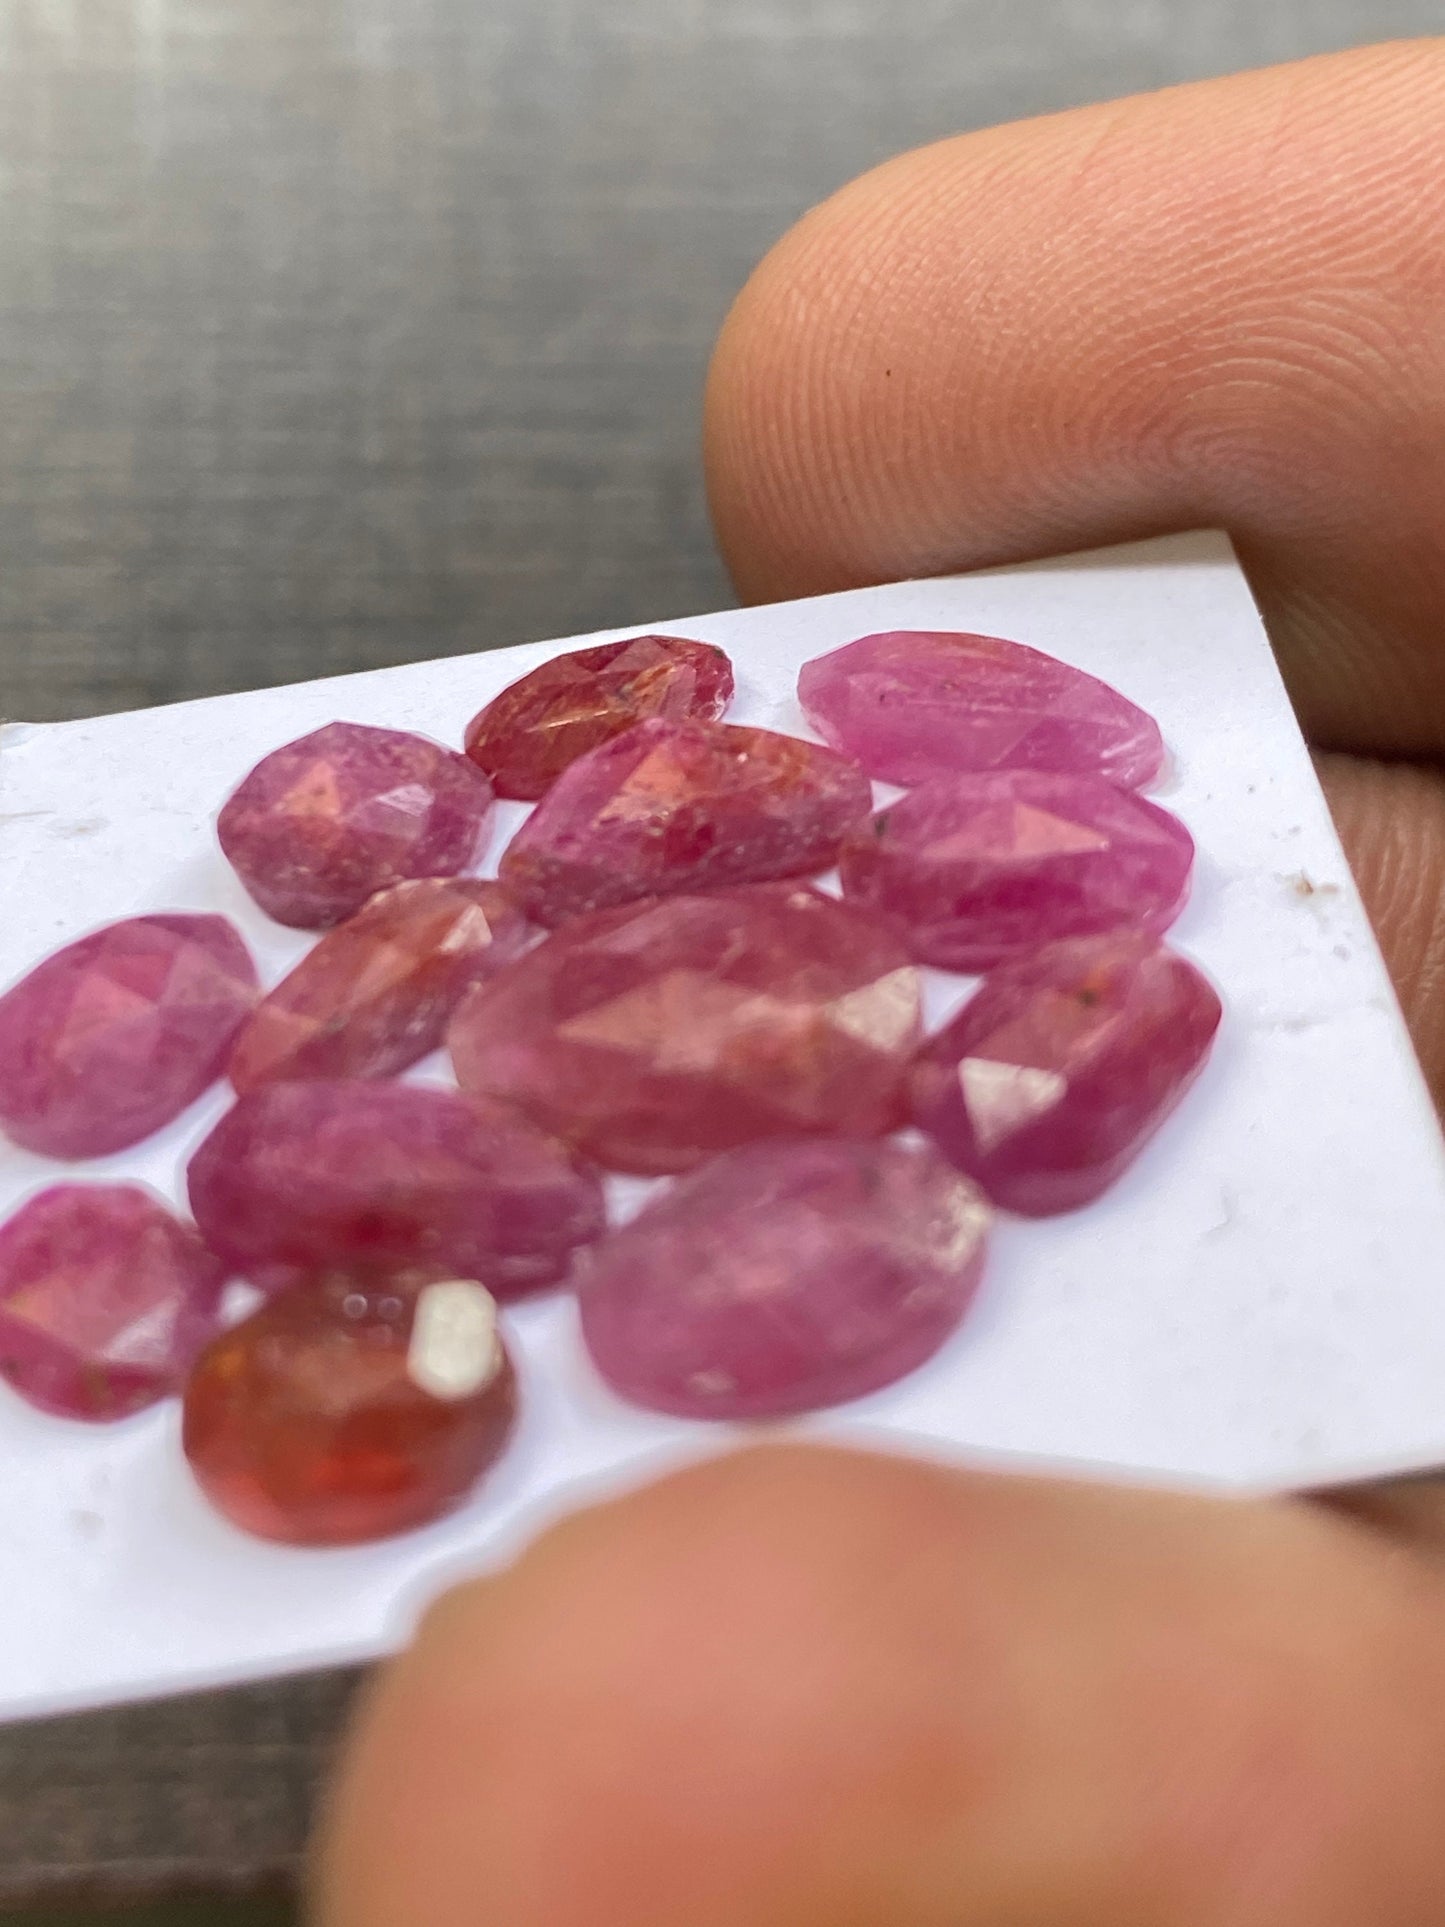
[229,879,532,1091]
[218,722,495,928]
[0,1185,226,1421]
[911,933,1222,1214]
[449,884,921,1175]
[839,769,1193,971]
[798,630,1164,789]
[578,1138,990,1420]
[188,1079,604,1295]
[497,718,872,927]
[464,635,735,800]
[0,915,258,1159]
[183,1268,517,1544]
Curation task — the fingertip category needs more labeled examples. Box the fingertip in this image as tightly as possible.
[703,43,1445,751]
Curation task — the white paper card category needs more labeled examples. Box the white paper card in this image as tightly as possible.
[2,531,1443,1721]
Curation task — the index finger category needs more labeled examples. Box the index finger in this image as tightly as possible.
[704,39,1445,756]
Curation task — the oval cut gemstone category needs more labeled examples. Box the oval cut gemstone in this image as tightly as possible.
[912,933,1222,1214]
[449,885,921,1175]
[0,914,258,1158]
[218,721,495,928]
[497,717,872,927]
[188,1080,605,1295]
[229,878,532,1091]
[798,629,1164,789]
[183,1269,517,1545]
[0,1184,226,1421]
[464,635,734,799]
[839,769,1193,970]
[578,1138,990,1419]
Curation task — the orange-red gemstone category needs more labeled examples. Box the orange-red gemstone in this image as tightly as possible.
[229,879,531,1090]
[464,635,734,799]
[182,1269,517,1545]
[498,717,872,927]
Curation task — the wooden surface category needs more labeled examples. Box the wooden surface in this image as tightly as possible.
[1,0,1438,1903]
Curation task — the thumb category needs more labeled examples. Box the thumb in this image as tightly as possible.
[312,1447,1445,1927]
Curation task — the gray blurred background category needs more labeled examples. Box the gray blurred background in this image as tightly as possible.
[4,1,1440,727]
[1,1,1440,1916]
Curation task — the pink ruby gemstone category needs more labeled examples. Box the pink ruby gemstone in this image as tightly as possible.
[578,1138,990,1420]
[798,630,1164,789]
[0,1185,226,1421]
[218,722,495,928]
[228,878,532,1090]
[0,915,258,1158]
[464,635,734,800]
[839,769,1193,971]
[497,717,872,927]
[188,1079,605,1295]
[911,933,1222,1213]
[449,884,921,1175]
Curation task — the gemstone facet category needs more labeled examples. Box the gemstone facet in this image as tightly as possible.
[497,718,872,927]
[911,933,1222,1214]
[218,722,495,928]
[0,915,258,1158]
[228,879,531,1090]
[465,635,735,799]
[578,1138,989,1419]
[182,1269,517,1544]
[798,629,1164,789]
[0,1185,226,1421]
[188,1079,605,1294]
[449,885,921,1175]
[839,769,1194,971]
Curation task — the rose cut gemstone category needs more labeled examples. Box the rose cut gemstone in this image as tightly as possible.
[188,1080,604,1294]
[0,914,258,1158]
[183,1269,517,1544]
[798,630,1164,789]
[0,1185,226,1421]
[839,769,1193,970]
[464,635,734,799]
[218,722,495,928]
[450,885,921,1174]
[228,879,531,1090]
[497,718,872,927]
[578,1138,990,1419]
[911,934,1222,1213]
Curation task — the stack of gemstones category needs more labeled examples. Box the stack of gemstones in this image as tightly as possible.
[0,628,1220,1546]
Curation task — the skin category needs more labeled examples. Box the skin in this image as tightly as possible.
[314,41,1445,1924]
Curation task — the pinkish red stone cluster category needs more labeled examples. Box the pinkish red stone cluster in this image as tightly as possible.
[0,625,1220,1547]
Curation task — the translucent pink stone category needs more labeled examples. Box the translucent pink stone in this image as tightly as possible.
[798,630,1164,789]
[464,635,735,800]
[218,722,495,928]
[228,879,532,1090]
[578,1138,990,1419]
[0,1185,226,1421]
[497,717,872,927]
[839,770,1193,971]
[449,884,921,1174]
[911,933,1223,1214]
[0,915,259,1158]
[188,1079,605,1296]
